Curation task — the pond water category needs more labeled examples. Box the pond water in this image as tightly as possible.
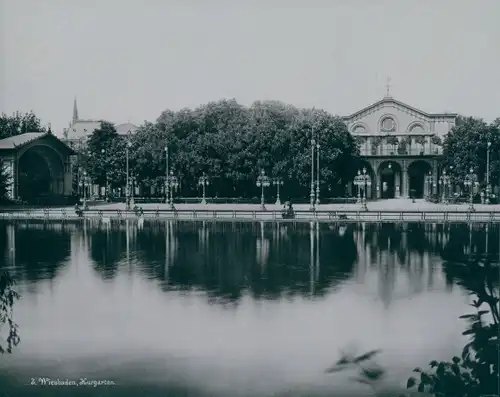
[0,220,498,397]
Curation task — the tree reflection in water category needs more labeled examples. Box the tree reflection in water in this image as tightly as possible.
[88,221,127,280]
[131,221,359,303]
[1,220,499,306]
[0,220,71,285]
[76,220,500,307]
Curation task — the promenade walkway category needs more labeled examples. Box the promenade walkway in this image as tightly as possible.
[89,198,500,212]
[1,199,499,223]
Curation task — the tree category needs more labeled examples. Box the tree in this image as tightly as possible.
[0,272,20,354]
[0,111,45,139]
[85,121,121,186]
[130,122,171,194]
[134,99,359,199]
[442,116,500,187]
[0,162,12,203]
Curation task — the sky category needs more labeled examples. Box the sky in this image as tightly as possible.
[1,0,499,136]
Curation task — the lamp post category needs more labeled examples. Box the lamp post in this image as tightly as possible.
[464,167,479,211]
[360,167,371,211]
[198,173,209,205]
[164,145,169,204]
[256,169,270,211]
[272,177,283,205]
[80,170,89,210]
[310,138,316,210]
[166,171,179,208]
[130,175,135,208]
[425,171,433,199]
[101,148,109,201]
[315,142,320,206]
[439,169,450,204]
[354,170,363,204]
[126,140,132,210]
[486,141,491,204]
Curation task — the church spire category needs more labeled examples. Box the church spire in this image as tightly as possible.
[72,97,79,122]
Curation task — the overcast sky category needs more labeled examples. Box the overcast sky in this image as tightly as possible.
[1,0,499,134]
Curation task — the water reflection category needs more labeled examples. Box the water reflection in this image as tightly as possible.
[0,221,71,285]
[0,220,498,396]
[1,221,498,301]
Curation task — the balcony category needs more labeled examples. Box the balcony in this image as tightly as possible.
[360,144,443,157]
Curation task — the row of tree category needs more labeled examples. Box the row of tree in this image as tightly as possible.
[77,99,360,199]
[0,105,499,201]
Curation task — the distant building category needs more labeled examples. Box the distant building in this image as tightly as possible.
[343,92,457,199]
[63,98,139,149]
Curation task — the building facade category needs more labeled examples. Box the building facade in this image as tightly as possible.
[63,98,139,149]
[0,132,75,201]
[343,94,457,199]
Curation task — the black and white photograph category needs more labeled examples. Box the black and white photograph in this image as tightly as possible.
[0,1,499,396]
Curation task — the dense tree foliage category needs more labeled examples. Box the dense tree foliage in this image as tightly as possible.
[83,99,359,199]
[0,111,46,139]
[82,122,128,188]
[0,163,12,203]
[0,271,20,354]
[442,116,500,187]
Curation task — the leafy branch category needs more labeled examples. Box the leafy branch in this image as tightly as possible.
[0,271,20,354]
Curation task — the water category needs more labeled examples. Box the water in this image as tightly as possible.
[0,220,498,397]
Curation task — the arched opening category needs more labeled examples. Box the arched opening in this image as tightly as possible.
[378,161,402,199]
[408,160,432,199]
[17,145,64,203]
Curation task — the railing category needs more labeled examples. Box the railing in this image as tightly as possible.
[360,145,443,157]
[109,197,359,205]
[1,208,499,223]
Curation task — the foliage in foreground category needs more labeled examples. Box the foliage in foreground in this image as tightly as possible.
[326,259,499,397]
[0,271,20,354]
[406,259,499,397]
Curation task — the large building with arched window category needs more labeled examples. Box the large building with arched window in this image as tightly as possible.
[343,94,457,199]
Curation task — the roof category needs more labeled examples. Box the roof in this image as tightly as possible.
[0,132,75,154]
[116,122,139,135]
[342,97,459,121]
[0,132,47,149]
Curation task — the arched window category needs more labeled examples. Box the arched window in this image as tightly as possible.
[409,124,425,134]
[353,125,366,134]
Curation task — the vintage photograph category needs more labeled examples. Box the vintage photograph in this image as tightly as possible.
[0,0,499,396]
